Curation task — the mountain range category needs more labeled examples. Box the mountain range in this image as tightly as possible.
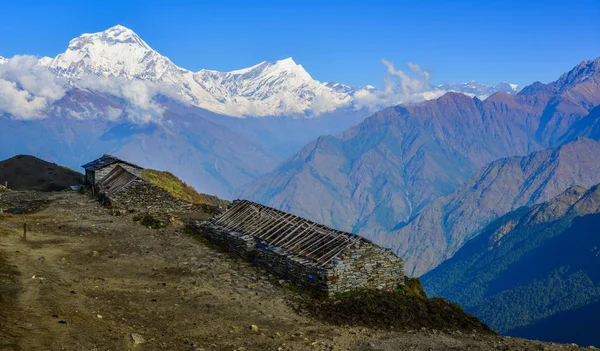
[2,23,600,347]
[381,136,600,275]
[239,57,600,275]
[421,183,600,347]
[0,25,523,198]
[25,25,518,118]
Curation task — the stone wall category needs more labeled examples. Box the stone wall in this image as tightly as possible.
[200,223,256,259]
[100,179,193,213]
[193,222,404,296]
[327,240,404,293]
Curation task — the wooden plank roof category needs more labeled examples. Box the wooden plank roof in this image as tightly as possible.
[96,165,140,195]
[212,200,371,267]
[81,154,143,171]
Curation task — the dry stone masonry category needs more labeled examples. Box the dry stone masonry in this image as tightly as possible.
[193,200,404,295]
[94,165,194,227]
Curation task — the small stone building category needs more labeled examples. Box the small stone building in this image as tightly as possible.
[195,200,404,296]
[81,154,143,185]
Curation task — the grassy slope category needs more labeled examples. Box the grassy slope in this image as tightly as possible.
[142,169,229,208]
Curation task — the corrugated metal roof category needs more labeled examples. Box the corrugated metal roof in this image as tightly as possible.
[212,200,372,267]
[81,154,143,171]
[96,165,140,195]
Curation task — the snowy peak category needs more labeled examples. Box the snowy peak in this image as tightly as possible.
[38,56,52,66]
[192,56,350,117]
[49,25,177,80]
[100,25,149,48]
[495,81,521,93]
[439,80,520,98]
[204,57,312,81]
[0,56,7,65]
[267,58,312,79]
[68,25,150,50]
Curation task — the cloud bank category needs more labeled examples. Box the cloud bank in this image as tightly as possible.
[0,55,174,123]
[0,55,66,119]
[0,55,447,120]
[74,76,177,123]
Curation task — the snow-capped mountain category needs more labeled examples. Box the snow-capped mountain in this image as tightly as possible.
[48,25,180,80]
[439,80,521,98]
[4,25,521,118]
[41,25,351,117]
[495,81,521,93]
[192,58,352,116]
[0,56,7,65]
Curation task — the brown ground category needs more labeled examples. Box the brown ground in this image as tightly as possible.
[0,191,594,350]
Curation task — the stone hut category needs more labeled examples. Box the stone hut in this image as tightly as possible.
[81,154,143,185]
[195,200,405,296]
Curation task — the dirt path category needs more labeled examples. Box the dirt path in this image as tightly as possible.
[0,192,593,350]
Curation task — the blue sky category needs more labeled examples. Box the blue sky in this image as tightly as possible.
[1,0,599,88]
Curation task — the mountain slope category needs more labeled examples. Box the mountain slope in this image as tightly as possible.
[239,57,600,275]
[239,91,549,234]
[421,184,600,347]
[141,169,229,208]
[0,95,279,199]
[524,58,600,145]
[381,137,600,276]
[0,155,84,191]
[559,104,600,142]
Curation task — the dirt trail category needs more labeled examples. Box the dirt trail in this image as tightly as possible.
[0,192,593,350]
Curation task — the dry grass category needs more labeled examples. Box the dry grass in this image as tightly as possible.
[141,169,229,207]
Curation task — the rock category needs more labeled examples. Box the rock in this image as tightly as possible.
[131,333,145,346]
[250,325,259,332]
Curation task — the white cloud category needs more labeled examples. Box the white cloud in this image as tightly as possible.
[74,75,177,123]
[310,89,349,115]
[353,59,443,110]
[0,55,176,123]
[0,55,66,119]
